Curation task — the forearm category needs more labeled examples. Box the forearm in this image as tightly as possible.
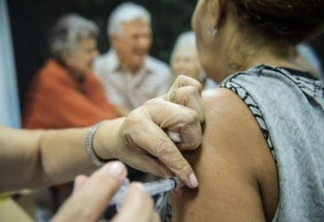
[0,120,123,192]
[36,127,94,188]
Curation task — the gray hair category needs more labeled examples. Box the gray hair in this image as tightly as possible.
[171,31,197,63]
[107,2,151,36]
[170,31,206,81]
[50,14,99,59]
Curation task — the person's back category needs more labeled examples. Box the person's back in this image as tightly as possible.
[222,66,324,220]
[172,67,324,222]
[169,0,324,221]
[94,2,172,117]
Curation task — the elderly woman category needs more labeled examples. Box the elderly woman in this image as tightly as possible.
[170,31,217,89]
[23,14,118,129]
[22,14,119,220]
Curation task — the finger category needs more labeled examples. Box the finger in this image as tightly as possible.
[167,86,205,122]
[54,161,127,222]
[112,183,155,222]
[72,175,88,194]
[74,162,127,216]
[148,98,199,131]
[177,121,202,151]
[118,147,173,178]
[132,120,198,188]
[169,75,203,94]
[148,98,202,150]
[126,100,199,187]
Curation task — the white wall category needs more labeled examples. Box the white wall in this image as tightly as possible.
[0,0,21,127]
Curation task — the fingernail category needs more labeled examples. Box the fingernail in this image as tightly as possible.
[103,161,125,178]
[189,173,198,188]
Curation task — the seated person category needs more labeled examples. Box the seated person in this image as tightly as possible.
[167,0,324,221]
[94,4,173,208]
[23,14,118,220]
[170,31,217,89]
[94,2,172,117]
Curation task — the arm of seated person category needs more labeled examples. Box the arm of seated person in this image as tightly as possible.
[172,88,279,221]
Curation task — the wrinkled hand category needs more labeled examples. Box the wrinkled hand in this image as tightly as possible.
[116,75,205,188]
[52,161,159,222]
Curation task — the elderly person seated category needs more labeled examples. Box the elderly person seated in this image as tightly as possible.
[94,2,172,117]
[23,14,118,220]
[170,31,217,89]
[94,3,173,204]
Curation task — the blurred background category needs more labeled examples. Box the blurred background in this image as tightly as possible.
[6,0,324,114]
[7,0,197,112]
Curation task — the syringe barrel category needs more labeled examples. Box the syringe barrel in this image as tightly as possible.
[110,177,184,206]
[144,178,177,196]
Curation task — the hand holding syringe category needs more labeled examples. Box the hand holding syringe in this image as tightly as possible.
[110,177,184,209]
[110,131,185,209]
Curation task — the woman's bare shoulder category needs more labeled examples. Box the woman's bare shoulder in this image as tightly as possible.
[172,88,278,222]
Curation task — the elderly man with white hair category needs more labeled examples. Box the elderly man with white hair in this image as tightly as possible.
[94,2,172,117]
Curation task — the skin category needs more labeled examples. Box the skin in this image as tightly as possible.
[52,161,160,222]
[0,75,204,194]
[109,18,153,116]
[0,75,203,221]
[172,0,309,221]
[111,18,152,74]
[63,37,99,81]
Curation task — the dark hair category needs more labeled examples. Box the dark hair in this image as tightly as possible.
[233,0,324,45]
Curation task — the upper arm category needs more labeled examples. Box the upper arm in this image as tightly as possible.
[172,88,279,221]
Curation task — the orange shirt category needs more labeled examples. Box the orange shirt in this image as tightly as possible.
[23,59,118,129]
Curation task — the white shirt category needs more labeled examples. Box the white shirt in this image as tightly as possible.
[94,50,172,110]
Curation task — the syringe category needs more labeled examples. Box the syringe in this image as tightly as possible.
[110,131,184,208]
[110,177,184,207]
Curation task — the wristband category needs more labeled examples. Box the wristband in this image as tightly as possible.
[85,120,109,167]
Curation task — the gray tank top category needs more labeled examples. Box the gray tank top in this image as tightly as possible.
[221,65,324,221]
[161,65,324,222]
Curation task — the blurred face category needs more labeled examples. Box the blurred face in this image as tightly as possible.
[64,37,99,75]
[172,47,202,81]
[112,18,152,72]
